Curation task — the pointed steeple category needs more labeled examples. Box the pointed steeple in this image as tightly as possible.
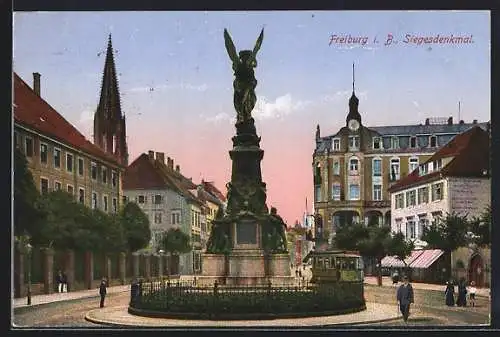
[346,62,361,125]
[94,34,129,166]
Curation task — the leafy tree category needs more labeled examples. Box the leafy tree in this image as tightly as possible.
[334,222,368,251]
[421,212,469,279]
[469,206,491,246]
[120,202,151,252]
[160,228,192,256]
[357,225,392,286]
[387,231,415,275]
[13,147,45,237]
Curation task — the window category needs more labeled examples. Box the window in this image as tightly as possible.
[54,181,62,191]
[419,165,428,176]
[407,219,416,239]
[78,158,84,176]
[435,159,442,170]
[431,182,443,201]
[25,137,33,157]
[410,136,417,148]
[373,137,381,150]
[373,184,382,201]
[396,219,402,233]
[349,184,360,200]
[154,194,163,204]
[40,143,48,163]
[40,178,49,195]
[390,158,400,181]
[102,167,107,184]
[315,185,321,202]
[171,211,181,225]
[79,188,85,204]
[405,190,416,207]
[91,162,97,180]
[418,216,428,239]
[66,153,73,172]
[409,157,419,173]
[92,192,98,209]
[67,185,74,195]
[372,158,382,177]
[54,148,61,168]
[138,195,146,204]
[332,161,340,175]
[395,193,405,209]
[417,187,429,204]
[348,136,360,150]
[332,138,340,151]
[112,198,117,213]
[349,158,359,174]
[112,171,117,187]
[391,137,399,149]
[429,136,437,147]
[103,195,108,212]
[332,184,341,201]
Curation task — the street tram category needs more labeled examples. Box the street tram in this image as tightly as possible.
[303,249,364,283]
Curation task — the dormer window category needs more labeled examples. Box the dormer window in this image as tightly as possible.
[419,165,428,176]
[332,138,340,151]
[373,137,382,150]
[391,136,399,149]
[429,135,437,147]
[410,136,417,148]
[435,159,442,170]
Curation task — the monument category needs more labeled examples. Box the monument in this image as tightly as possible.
[201,28,292,285]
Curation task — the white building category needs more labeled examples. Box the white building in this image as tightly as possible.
[389,126,490,241]
[123,151,206,275]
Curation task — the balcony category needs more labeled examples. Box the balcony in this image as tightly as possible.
[364,200,390,208]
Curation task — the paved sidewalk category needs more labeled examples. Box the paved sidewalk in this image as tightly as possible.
[13,285,130,309]
[363,276,490,298]
[85,302,406,327]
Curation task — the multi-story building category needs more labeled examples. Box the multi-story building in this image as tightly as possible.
[93,34,129,167]
[197,180,226,242]
[312,80,488,236]
[13,72,124,212]
[388,126,490,286]
[122,151,206,275]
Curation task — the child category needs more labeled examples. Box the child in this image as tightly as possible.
[468,281,477,307]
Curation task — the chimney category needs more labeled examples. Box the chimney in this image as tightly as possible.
[156,152,165,164]
[175,165,180,172]
[167,157,173,170]
[425,118,430,126]
[148,150,154,160]
[473,119,478,124]
[447,116,453,125]
[33,72,41,96]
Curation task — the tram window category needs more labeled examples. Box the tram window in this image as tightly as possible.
[349,260,355,270]
[341,261,347,269]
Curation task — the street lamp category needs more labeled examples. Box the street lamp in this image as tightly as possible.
[158,249,168,282]
[25,241,32,306]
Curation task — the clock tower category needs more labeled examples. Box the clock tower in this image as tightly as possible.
[346,62,362,132]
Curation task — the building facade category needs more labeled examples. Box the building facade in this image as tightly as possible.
[122,151,207,275]
[388,126,490,286]
[312,83,488,236]
[197,180,226,249]
[14,72,124,212]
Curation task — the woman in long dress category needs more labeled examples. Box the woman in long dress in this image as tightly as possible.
[445,280,455,306]
[456,278,467,307]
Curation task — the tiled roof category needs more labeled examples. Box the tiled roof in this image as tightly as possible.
[123,153,205,206]
[388,126,490,192]
[201,180,227,202]
[13,73,123,167]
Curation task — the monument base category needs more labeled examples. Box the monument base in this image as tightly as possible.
[201,251,293,286]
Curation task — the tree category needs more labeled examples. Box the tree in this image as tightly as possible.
[160,228,192,256]
[13,147,45,237]
[421,212,470,279]
[387,231,415,275]
[120,202,151,252]
[357,225,392,286]
[334,222,368,251]
[469,205,491,246]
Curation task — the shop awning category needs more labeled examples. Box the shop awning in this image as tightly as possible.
[409,249,444,269]
[381,250,424,268]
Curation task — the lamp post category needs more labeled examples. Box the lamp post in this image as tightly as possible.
[158,249,165,283]
[25,241,32,306]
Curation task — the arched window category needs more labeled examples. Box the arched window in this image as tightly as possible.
[409,157,419,173]
[390,157,400,181]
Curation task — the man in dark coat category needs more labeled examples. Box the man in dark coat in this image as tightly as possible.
[456,278,467,307]
[445,280,455,306]
[99,278,107,308]
[396,276,414,324]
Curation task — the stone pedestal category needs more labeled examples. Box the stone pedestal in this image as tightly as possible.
[202,254,226,276]
[228,250,266,278]
[268,254,291,277]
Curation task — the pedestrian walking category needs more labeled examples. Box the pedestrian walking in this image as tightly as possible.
[99,278,107,308]
[396,275,414,324]
[456,278,467,307]
[445,280,455,306]
[61,271,68,293]
[56,271,63,293]
[468,281,477,307]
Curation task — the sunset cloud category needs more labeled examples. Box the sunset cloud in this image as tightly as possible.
[253,94,311,120]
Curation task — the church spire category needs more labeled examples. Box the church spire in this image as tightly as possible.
[352,62,355,93]
[94,34,129,166]
[346,62,361,125]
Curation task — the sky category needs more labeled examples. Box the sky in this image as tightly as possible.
[13,11,490,226]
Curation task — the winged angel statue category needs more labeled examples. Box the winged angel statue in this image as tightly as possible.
[224,28,264,124]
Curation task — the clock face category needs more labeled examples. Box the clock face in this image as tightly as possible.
[348,119,360,131]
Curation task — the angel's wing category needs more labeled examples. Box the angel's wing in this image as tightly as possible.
[224,29,239,64]
[252,28,264,58]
